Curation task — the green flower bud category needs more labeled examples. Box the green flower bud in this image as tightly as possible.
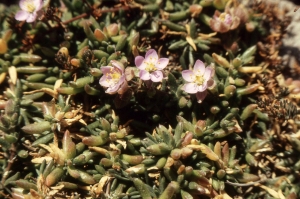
[217,169,226,179]
[94,29,108,42]
[224,85,236,99]
[170,148,182,160]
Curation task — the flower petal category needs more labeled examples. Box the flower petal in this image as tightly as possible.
[111,60,124,72]
[155,58,169,70]
[145,49,158,61]
[144,51,158,67]
[193,60,206,76]
[203,67,214,80]
[196,91,207,103]
[150,71,163,82]
[182,83,198,94]
[19,0,29,11]
[100,66,113,74]
[139,70,150,80]
[34,0,43,10]
[15,10,30,21]
[207,79,215,88]
[118,75,126,86]
[197,83,207,92]
[117,80,128,95]
[106,84,119,94]
[99,76,111,87]
[182,70,195,82]
[26,13,37,23]
[135,56,145,69]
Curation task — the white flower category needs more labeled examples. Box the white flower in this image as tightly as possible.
[182,60,215,103]
[15,0,43,23]
[135,49,169,82]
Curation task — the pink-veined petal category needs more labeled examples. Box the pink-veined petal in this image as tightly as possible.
[36,9,44,20]
[196,91,208,103]
[26,13,37,23]
[34,0,43,10]
[155,58,169,70]
[135,56,145,69]
[182,70,195,82]
[106,84,119,94]
[117,79,128,95]
[144,49,158,66]
[19,0,29,11]
[111,61,124,73]
[197,83,207,92]
[183,83,198,94]
[193,60,206,76]
[145,49,158,61]
[118,75,126,86]
[100,66,113,74]
[207,78,215,88]
[203,67,214,80]
[99,76,111,87]
[139,70,150,80]
[15,10,30,21]
[150,71,163,82]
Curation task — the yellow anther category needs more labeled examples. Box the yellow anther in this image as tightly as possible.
[195,75,205,85]
[24,0,36,13]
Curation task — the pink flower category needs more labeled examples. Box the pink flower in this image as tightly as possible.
[15,0,43,23]
[209,10,240,33]
[99,61,127,94]
[182,60,215,103]
[135,49,169,82]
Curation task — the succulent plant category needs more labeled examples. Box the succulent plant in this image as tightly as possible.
[0,0,299,199]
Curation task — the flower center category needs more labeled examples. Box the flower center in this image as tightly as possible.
[24,0,36,13]
[106,68,121,85]
[195,75,205,85]
[144,57,157,72]
[218,13,232,24]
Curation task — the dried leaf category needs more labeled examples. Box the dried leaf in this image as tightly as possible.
[95,176,111,195]
[186,35,197,51]
[187,144,219,161]
[214,141,221,158]
[8,66,17,85]
[116,140,127,149]
[257,184,280,198]
[31,156,53,164]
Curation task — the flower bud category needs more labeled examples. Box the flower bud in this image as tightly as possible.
[106,23,119,37]
[170,148,182,160]
[94,28,108,42]
[216,169,226,179]
[224,85,236,99]
[181,147,193,159]
[0,39,8,54]
[189,4,203,17]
